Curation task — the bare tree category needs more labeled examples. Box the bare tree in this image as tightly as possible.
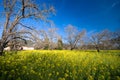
[34,29,49,49]
[47,27,58,49]
[111,31,120,49]
[0,0,55,55]
[90,30,111,52]
[65,24,86,50]
[34,27,59,50]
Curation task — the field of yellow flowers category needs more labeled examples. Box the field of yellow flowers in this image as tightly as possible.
[0,50,120,80]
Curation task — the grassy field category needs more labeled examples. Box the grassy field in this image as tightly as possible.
[0,50,120,80]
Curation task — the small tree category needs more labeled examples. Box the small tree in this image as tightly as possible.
[111,31,120,49]
[34,27,59,50]
[57,37,63,50]
[91,30,111,52]
[65,24,86,50]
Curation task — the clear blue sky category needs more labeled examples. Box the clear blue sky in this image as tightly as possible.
[0,0,120,36]
[47,0,120,32]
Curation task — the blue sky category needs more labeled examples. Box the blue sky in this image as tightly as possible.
[0,0,120,37]
[48,0,120,32]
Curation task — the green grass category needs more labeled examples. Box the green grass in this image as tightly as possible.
[0,50,120,80]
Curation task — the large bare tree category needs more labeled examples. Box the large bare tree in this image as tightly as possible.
[0,0,55,55]
[65,24,86,50]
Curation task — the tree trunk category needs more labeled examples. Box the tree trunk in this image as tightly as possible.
[0,42,6,56]
[0,46,4,56]
[70,47,74,50]
[96,46,100,52]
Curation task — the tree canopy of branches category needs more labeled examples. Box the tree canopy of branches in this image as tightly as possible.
[34,27,60,50]
[111,31,120,49]
[65,24,86,50]
[91,30,111,52]
[0,0,55,55]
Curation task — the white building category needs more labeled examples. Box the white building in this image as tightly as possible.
[4,46,34,51]
[22,46,34,50]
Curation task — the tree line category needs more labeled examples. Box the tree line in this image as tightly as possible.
[33,25,120,52]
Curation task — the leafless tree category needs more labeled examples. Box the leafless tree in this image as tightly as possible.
[90,30,111,52]
[47,27,58,49]
[34,29,49,49]
[65,24,86,50]
[111,31,120,49]
[0,0,55,55]
[34,27,59,50]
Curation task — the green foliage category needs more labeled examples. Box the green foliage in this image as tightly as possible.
[57,39,63,50]
[0,50,120,80]
[44,45,49,50]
